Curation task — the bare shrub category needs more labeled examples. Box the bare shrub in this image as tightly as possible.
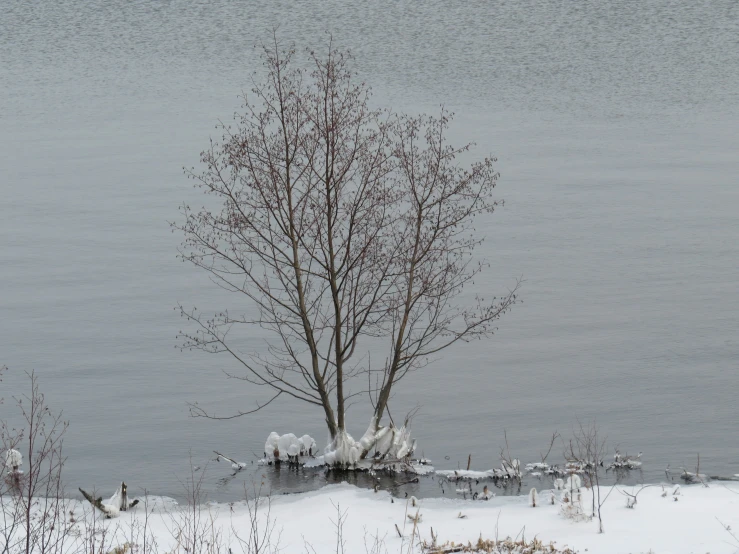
[563,420,621,533]
[302,500,348,554]
[0,370,74,554]
[162,461,225,554]
[230,482,282,554]
[619,484,654,509]
[363,527,388,554]
[75,502,123,554]
[117,492,160,554]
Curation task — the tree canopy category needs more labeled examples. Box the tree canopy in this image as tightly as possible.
[175,37,519,461]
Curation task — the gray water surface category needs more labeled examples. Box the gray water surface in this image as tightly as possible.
[1,0,738,501]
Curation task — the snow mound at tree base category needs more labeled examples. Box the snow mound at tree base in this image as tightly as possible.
[261,418,429,472]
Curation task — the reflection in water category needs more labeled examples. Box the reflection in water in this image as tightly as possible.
[1,0,738,502]
[198,462,650,504]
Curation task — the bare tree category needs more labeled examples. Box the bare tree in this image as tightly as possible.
[176,35,519,462]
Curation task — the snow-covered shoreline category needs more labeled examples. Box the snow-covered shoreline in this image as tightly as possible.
[5,481,739,553]
[192,482,739,553]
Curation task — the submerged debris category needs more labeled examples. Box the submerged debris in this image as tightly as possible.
[607,450,643,471]
[214,451,247,471]
[680,469,709,485]
[437,459,521,483]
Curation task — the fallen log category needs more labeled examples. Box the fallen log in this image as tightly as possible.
[79,482,139,518]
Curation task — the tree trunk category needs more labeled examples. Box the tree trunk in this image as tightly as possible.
[120,482,128,511]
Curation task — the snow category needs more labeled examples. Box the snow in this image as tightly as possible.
[263,432,317,462]
[299,434,316,456]
[268,482,739,552]
[5,481,739,552]
[277,433,298,458]
[264,431,280,456]
[564,474,581,491]
[100,502,120,518]
[358,416,380,451]
[107,484,124,510]
[320,419,417,467]
[525,462,550,471]
[4,449,22,469]
[528,487,539,507]
[264,421,425,473]
[6,482,739,553]
[437,468,500,481]
[437,460,522,482]
[322,430,361,466]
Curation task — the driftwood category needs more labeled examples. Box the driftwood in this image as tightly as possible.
[79,488,110,517]
[79,482,139,518]
[619,484,654,508]
[214,450,246,472]
[214,451,238,465]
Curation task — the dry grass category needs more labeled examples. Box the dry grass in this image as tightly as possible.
[422,535,577,554]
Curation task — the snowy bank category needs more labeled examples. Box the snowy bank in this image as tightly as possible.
[5,482,739,553]
[247,482,739,553]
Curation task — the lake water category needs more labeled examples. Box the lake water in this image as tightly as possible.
[1,0,738,502]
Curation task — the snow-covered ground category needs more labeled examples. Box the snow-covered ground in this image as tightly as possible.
[231,482,739,553]
[7,481,739,553]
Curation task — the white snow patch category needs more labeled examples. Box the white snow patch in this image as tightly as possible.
[437,459,522,482]
[262,432,317,462]
[525,462,550,472]
[4,449,22,469]
[437,469,498,481]
[299,419,420,469]
[277,433,297,457]
[564,474,581,491]
[298,434,316,456]
[264,432,280,456]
